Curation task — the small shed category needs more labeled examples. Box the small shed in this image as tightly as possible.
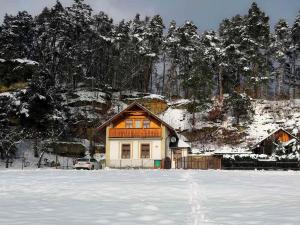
[251,128,298,155]
[170,138,191,168]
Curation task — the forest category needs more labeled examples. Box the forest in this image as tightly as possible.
[1,0,300,162]
[0,0,300,98]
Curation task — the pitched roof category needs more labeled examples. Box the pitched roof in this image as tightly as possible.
[251,128,298,149]
[97,101,177,135]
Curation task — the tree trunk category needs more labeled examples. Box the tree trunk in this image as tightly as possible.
[161,53,166,96]
[218,66,223,101]
[37,150,46,168]
[5,156,9,168]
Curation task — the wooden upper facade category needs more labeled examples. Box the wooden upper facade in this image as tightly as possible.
[109,110,162,138]
[98,102,176,139]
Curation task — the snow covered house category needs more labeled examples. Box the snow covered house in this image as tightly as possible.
[251,128,298,155]
[97,102,189,168]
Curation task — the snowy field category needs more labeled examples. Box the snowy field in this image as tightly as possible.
[0,170,300,225]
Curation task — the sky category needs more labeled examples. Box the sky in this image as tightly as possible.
[0,0,300,32]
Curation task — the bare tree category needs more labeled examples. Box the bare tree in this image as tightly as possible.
[0,127,25,168]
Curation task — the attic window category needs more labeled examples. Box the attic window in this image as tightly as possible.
[143,119,150,128]
[135,120,141,128]
[125,119,133,128]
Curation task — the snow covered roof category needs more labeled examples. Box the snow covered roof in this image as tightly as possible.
[176,139,191,148]
[251,128,298,149]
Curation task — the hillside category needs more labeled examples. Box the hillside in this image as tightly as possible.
[105,90,300,153]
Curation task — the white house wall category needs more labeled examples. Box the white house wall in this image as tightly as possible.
[108,138,163,168]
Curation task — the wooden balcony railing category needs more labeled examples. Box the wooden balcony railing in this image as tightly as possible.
[109,128,161,138]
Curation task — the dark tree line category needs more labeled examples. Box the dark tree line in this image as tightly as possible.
[1,1,300,106]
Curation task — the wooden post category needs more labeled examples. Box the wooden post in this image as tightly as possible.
[22,152,24,170]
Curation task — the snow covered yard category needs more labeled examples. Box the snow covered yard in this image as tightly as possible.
[0,170,300,225]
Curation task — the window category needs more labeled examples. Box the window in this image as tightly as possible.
[125,119,133,128]
[77,158,89,162]
[141,144,150,159]
[143,119,150,128]
[121,144,131,159]
[135,120,141,128]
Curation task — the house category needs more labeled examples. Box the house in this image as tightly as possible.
[251,128,298,155]
[97,102,189,168]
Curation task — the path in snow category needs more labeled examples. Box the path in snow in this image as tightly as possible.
[183,171,210,225]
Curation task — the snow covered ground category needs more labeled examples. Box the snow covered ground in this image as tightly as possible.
[0,170,300,225]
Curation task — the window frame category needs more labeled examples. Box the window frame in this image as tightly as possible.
[121,143,131,159]
[140,143,150,159]
[143,119,150,128]
[135,119,141,128]
[125,119,133,128]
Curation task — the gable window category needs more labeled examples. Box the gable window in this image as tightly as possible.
[125,119,133,128]
[121,144,131,159]
[141,144,150,159]
[135,120,141,128]
[143,119,150,128]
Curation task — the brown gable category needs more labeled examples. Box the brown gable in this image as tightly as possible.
[251,128,298,149]
[97,101,176,135]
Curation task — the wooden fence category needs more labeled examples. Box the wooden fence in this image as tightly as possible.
[175,156,221,170]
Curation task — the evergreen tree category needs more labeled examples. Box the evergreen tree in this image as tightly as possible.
[163,20,181,97]
[186,47,214,128]
[0,11,34,59]
[243,2,271,97]
[65,0,93,89]
[219,15,249,95]
[177,21,200,98]
[112,20,132,90]
[143,15,164,92]
[90,11,114,89]
[225,92,253,125]
[33,1,70,87]
[290,12,300,98]
[270,19,291,98]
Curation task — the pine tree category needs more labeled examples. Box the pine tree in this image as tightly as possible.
[243,2,271,98]
[33,1,70,87]
[143,15,164,92]
[186,47,214,128]
[270,19,291,98]
[0,11,34,59]
[90,11,114,89]
[219,15,249,95]
[225,92,253,125]
[112,20,132,90]
[65,0,93,89]
[177,21,200,98]
[163,20,181,97]
[290,12,300,98]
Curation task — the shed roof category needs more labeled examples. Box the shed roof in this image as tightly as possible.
[251,128,298,149]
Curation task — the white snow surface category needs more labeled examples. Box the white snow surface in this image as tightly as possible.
[12,58,39,65]
[66,90,107,104]
[0,170,299,225]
